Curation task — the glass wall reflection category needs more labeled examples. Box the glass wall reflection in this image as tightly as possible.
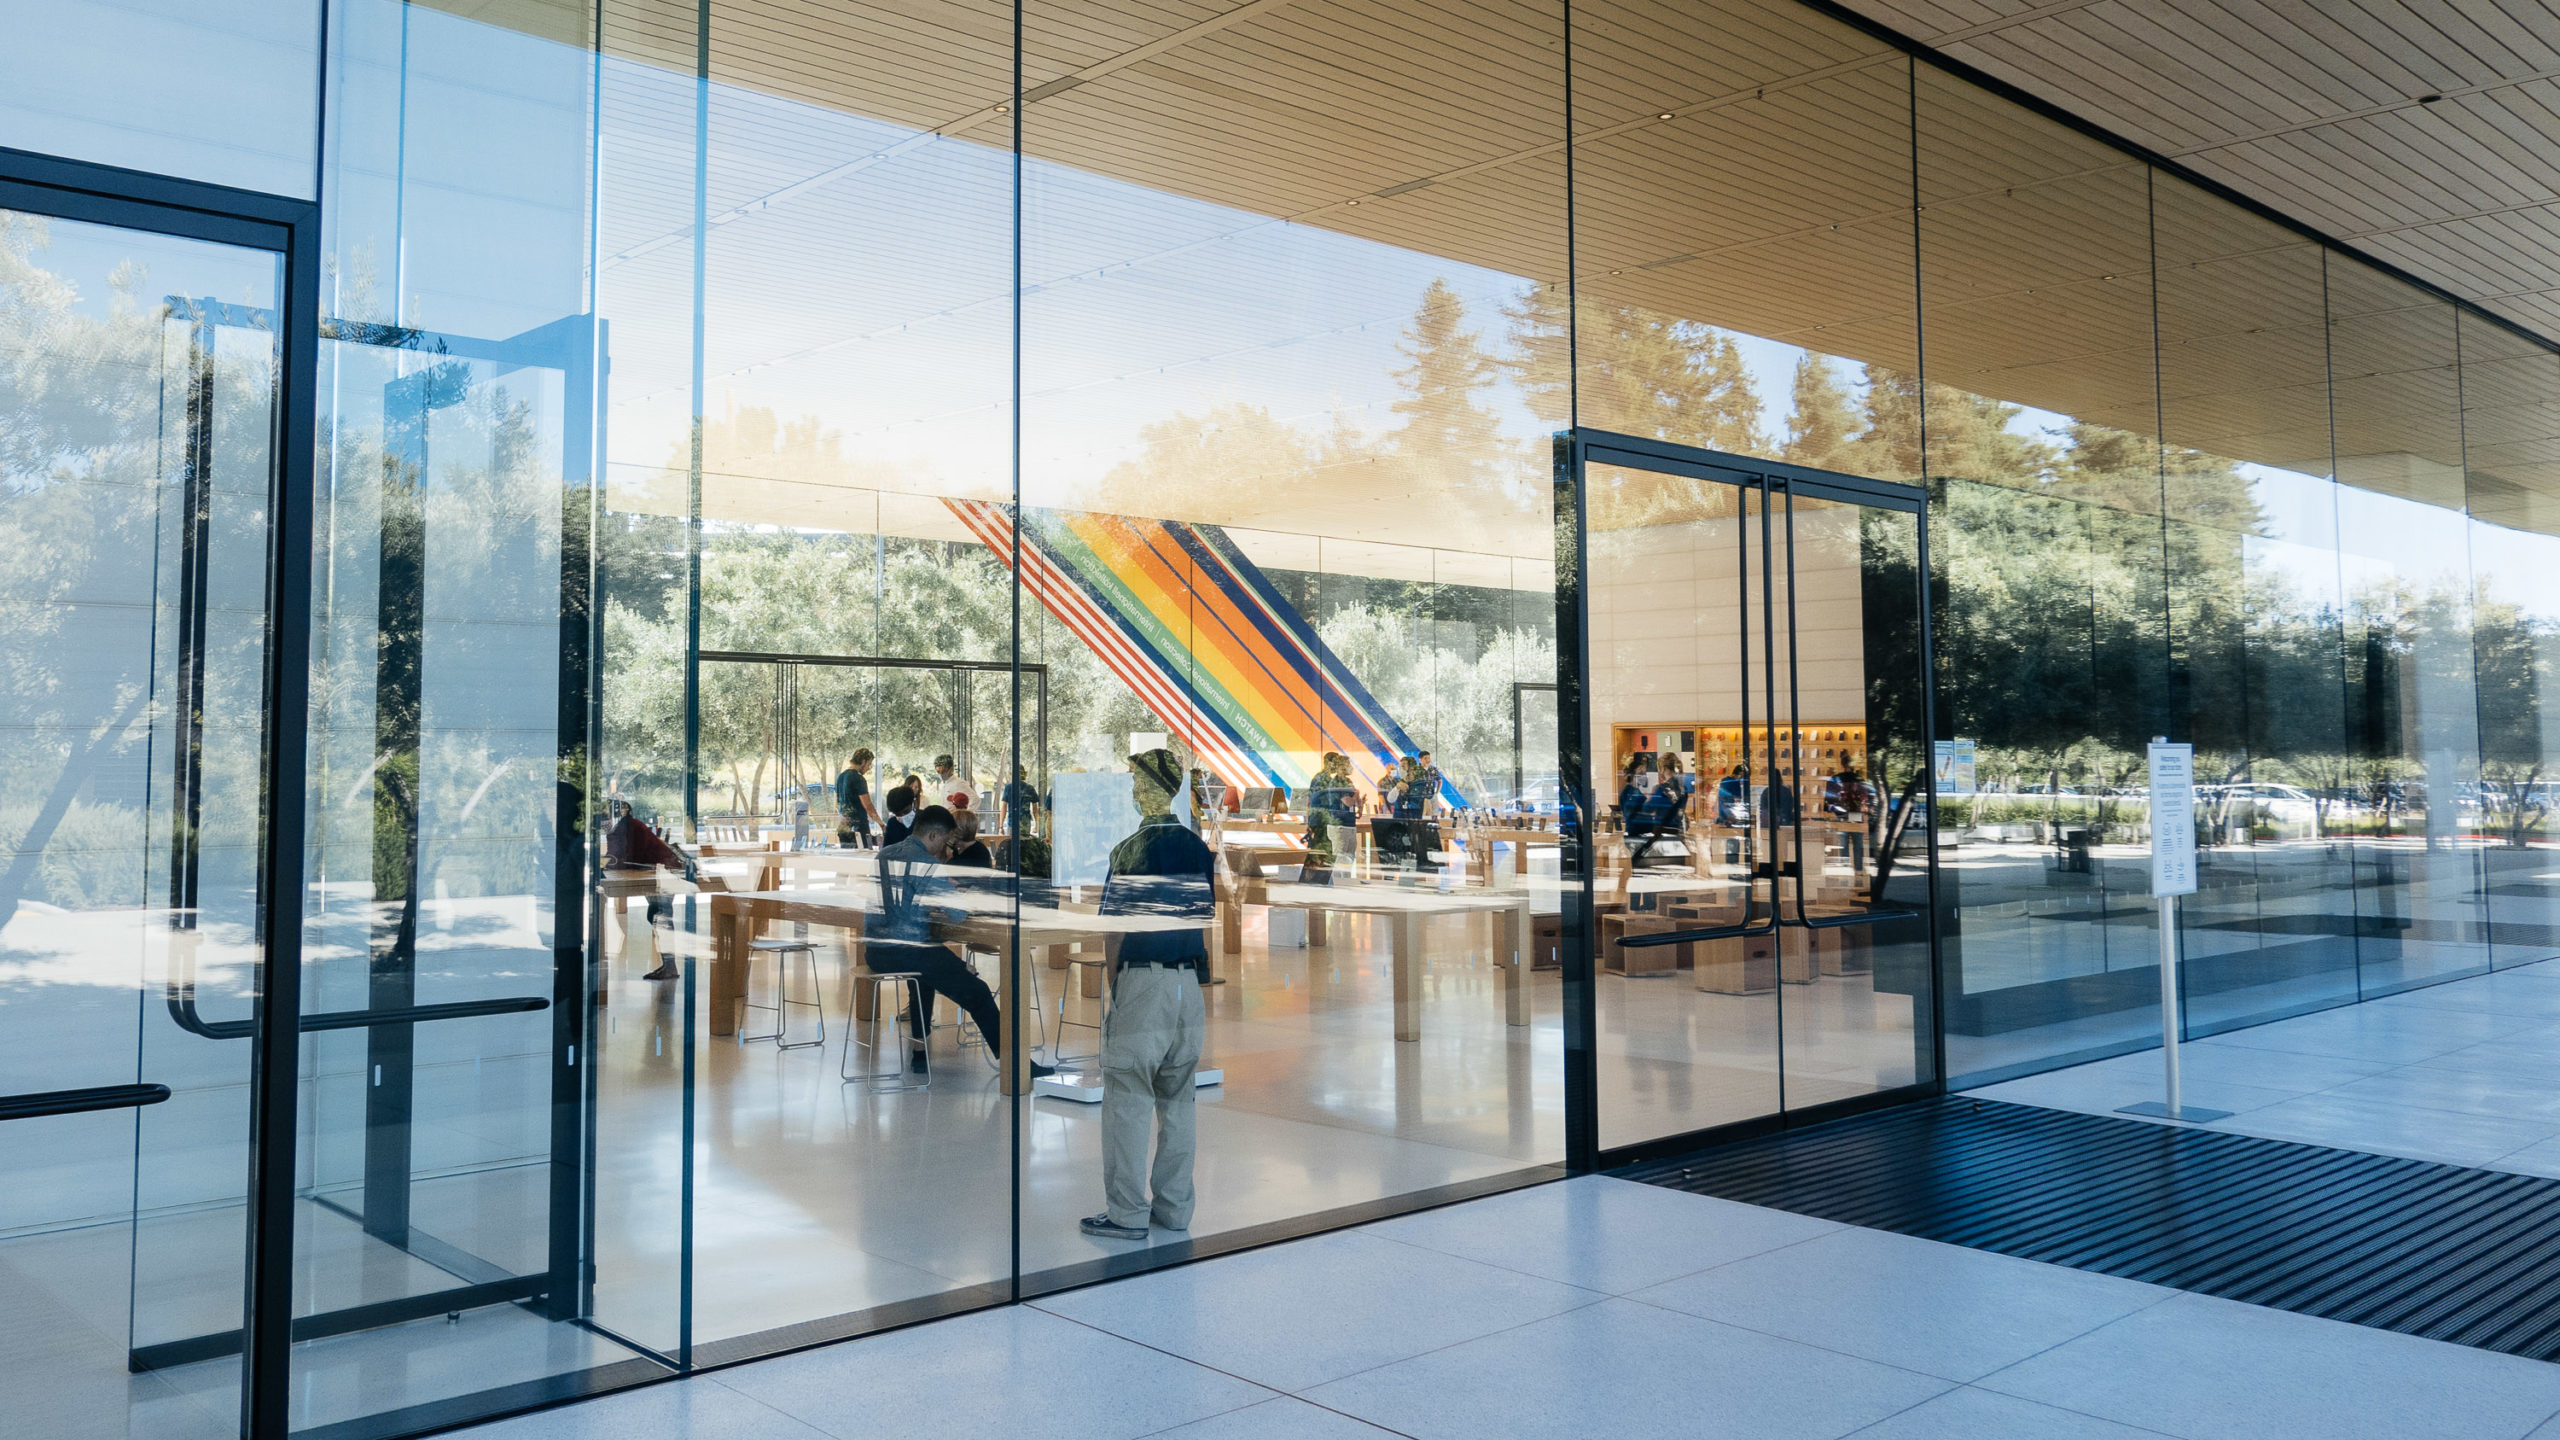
[1018,0,1569,1282]
[0,209,280,1440]
[16,0,2560,1436]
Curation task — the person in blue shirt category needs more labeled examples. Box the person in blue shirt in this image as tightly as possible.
[1081,748,1214,1243]
[834,748,877,847]
[1715,764,1752,825]
[870,805,1050,1079]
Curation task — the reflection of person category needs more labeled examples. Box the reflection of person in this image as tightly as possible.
[605,801,694,981]
[870,805,1048,1077]
[1416,750,1444,815]
[1082,748,1213,1243]
[1305,752,1356,868]
[835,749,878,847]
[881,784,918,848]
[1392,756,1429,820]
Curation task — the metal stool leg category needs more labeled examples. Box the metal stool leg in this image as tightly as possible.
[778,944,823,1051]
[1053,957,1107,1066]
[737,947,780,1044]
[842,972,927,1091]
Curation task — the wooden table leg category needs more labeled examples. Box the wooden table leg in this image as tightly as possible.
[1221,899,1244,955]
[1306,908,1328,947]
[1503,899,1530,1027]
[1393,910,1422,1042]
[709,900,740,1037]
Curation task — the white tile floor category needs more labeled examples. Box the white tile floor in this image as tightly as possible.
[453,1175,2560,1440]
[1969,957,2560,1174]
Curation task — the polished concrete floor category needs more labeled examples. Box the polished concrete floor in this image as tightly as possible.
[0,881,2004,1440]
[455,1174,2560,1440]
[1944,835,2555,1084]
[1970,954,2560,1173]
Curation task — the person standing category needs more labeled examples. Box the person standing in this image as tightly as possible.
[835,749,878,847]
[1305,751,1356,871]
[931,754,970,813]
[1001,764,1041,837]
[1081,748,1213,1243]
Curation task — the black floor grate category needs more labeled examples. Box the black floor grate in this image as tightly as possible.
[1621,1097,2560,1362]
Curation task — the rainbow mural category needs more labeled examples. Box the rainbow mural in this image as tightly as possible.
[944,499,1460,805]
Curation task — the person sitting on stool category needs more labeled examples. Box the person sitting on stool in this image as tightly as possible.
[1081,749,1214,1243]
[870,805,1052,1079]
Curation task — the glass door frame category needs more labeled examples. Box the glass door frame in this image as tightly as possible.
[0,144,322,1439]
[1554,428,1947,1171]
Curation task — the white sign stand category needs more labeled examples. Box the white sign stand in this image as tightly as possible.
[2120,740,2229,1123]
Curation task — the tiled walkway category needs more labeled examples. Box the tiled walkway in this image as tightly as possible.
[1970,958,2560,1173]
[462,1175,2560,1440]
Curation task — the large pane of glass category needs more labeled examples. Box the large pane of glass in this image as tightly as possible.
[1583,459,1932,1149]
[1777,492,1933,1111]
[1571,2,1919,483]
[1588,464,1779,1144]
[0,0,322,198]
[1018,0,1569,1279]
[1917,67,2170,1084]
[2152,175,2358,1037]
[615,0,1023,1354]
[2328,259,2490,997]
[0,209,280,1439]
[291,0,667,1428]
[2460,319,2560,970]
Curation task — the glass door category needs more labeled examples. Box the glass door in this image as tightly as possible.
[0,206,281,1439]
[1575,437,1936,1154]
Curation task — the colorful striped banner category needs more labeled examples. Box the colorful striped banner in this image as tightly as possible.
[945,499,1457,804]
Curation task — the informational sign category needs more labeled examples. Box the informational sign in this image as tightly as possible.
[1050,771,1138,886]
[1932,739,1977,795]
[2148,741,2197,897]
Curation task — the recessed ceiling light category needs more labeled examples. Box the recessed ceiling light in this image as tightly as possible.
[995,103,1010,113]
[2418,93,2445,104]
[1610,269,1624,276]
[1346,198,1361,206]
[1657,111,1675,120]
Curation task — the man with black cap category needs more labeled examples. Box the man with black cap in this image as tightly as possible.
[1081,748,1215,1242]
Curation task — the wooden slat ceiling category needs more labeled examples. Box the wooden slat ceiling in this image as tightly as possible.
[426,0,2560,540]
[1836,0,2560,338]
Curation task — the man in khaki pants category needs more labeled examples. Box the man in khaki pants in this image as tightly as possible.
[1082,749,1214,1242]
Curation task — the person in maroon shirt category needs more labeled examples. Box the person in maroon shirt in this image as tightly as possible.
[606,801,692,980]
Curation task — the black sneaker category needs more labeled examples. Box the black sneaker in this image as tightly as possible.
[1028,1061,1057,1079]
[642,963,680,981]
[1080,1214,1147,1241]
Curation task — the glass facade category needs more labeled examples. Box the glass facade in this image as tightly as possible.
[5,0,2559,1436]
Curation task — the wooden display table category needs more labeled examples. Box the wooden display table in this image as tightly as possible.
[1248,880,1534,1038]
[704,885,1194,1095]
